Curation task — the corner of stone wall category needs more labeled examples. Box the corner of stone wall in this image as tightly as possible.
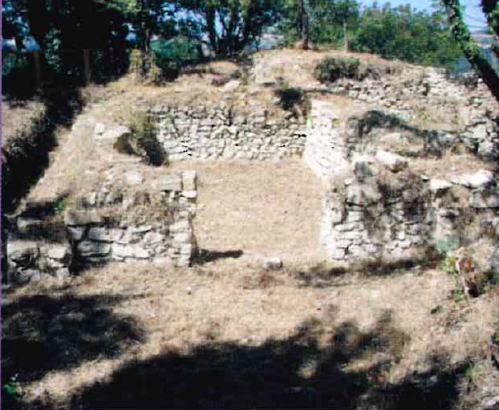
[5,170,200,283]
[321,156,499,264]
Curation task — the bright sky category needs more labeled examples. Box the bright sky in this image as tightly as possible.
[358,0,489,31]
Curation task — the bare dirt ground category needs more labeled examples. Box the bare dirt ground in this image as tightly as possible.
[4,158,499,410]
[3,49,499,409]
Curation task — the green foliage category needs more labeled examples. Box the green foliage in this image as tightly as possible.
[436,235,460,256]
[275,86,305,110]
[314,56,360,83]
[53,197,69,215]
[349,4,462,68]
[441,0,499,101]
[114,109,167,167]
[3,374,22,400]
[174,0,284,56]
[278,0,360,47]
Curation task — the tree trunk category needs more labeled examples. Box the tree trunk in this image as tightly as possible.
[299,0,310,50]
[442,0,499,102]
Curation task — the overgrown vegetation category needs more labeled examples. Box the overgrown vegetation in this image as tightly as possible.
[114,108,167,166]
[314,56,360,83]
[278,0,462,68]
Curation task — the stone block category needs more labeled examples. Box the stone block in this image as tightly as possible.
[7,241,39,263]
[112,244,149,259]
[264,257,283,270]
[77,241,111,257]
[17,218,44,234]
[98,125,131,141]
[153,175,182,191]
[376,150,408,172]
[67,227,86,241]
[65,209,102,226]
[182,171,198,190]
[451,170,495,188]
[45,244,71,261]
[430,179,452,193]
[87,227,114,242]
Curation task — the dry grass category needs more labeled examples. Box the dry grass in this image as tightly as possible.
[4,158,499,409]
[2,99,47,144]
[3,49,499,409]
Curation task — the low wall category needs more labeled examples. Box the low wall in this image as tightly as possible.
[152,103,307,161]
[5,170,199,283]
[321,158,499,261]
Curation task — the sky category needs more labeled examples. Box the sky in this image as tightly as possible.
[358,0,489,31]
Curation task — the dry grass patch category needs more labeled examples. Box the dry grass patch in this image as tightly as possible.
[2,99,47,144]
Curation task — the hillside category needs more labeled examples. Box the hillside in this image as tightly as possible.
[2,49,499,410]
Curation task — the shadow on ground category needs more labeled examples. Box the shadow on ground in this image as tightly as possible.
[193,249,244,265]
[2,87,85,214]
[27,310,467,409]
[292,253,441,289]
[1,293,146,408]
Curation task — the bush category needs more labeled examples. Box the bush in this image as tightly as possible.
[114,109,167,166]
[314,56,360,83]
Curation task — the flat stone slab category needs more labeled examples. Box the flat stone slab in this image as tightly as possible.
[64,209,102,226]
[376,150,408,172]
[97,125,131,141]
[430,179,453,192]
[451,170,496,188]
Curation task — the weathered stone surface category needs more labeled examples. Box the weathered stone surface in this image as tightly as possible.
[346,184,381,205]
[125,171,145,185]
[94,123,106,135]
[112,244,150,259]
[98,125,131,141]
[65,209,102,226]
[67,227,86,240]
[452,170,495,188]
[153,175,182,191]
[17,218,44,234]
[77,241,111,256]
[264,257,283,270]
[87,227,114,242]
[376,150,408,172]
[7,241,39,262]
[45,244,71,261]
[430,179,452,193]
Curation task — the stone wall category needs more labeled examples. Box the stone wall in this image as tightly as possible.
[5,170,199,283]
[329,67,499,159]
[152,103,307,161]
[321,158,499,262]
[303,100,350,179]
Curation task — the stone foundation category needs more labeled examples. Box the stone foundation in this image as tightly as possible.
[321,158,499,262]
[5,170,199,283]
[152,104,307,161]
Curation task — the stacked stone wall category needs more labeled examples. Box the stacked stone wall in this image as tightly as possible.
[5,170,198,283]
[321,160,499,262]
[152,104,307,161]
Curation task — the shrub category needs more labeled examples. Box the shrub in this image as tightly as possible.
[314,56,360,83]
[114,109,167,167]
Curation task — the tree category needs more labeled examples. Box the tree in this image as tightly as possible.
[349,3,461,68]
[298,0,310,49]
[278,0,360,48]
[440,0,499,101]
[174,0,284,56]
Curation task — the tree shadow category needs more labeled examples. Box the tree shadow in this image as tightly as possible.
[2,86,85,214]
[291,252,441,289]
[193,249,244,265]
[46,309,470,410]
[1,292,146,401]
[5,193,72,243]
